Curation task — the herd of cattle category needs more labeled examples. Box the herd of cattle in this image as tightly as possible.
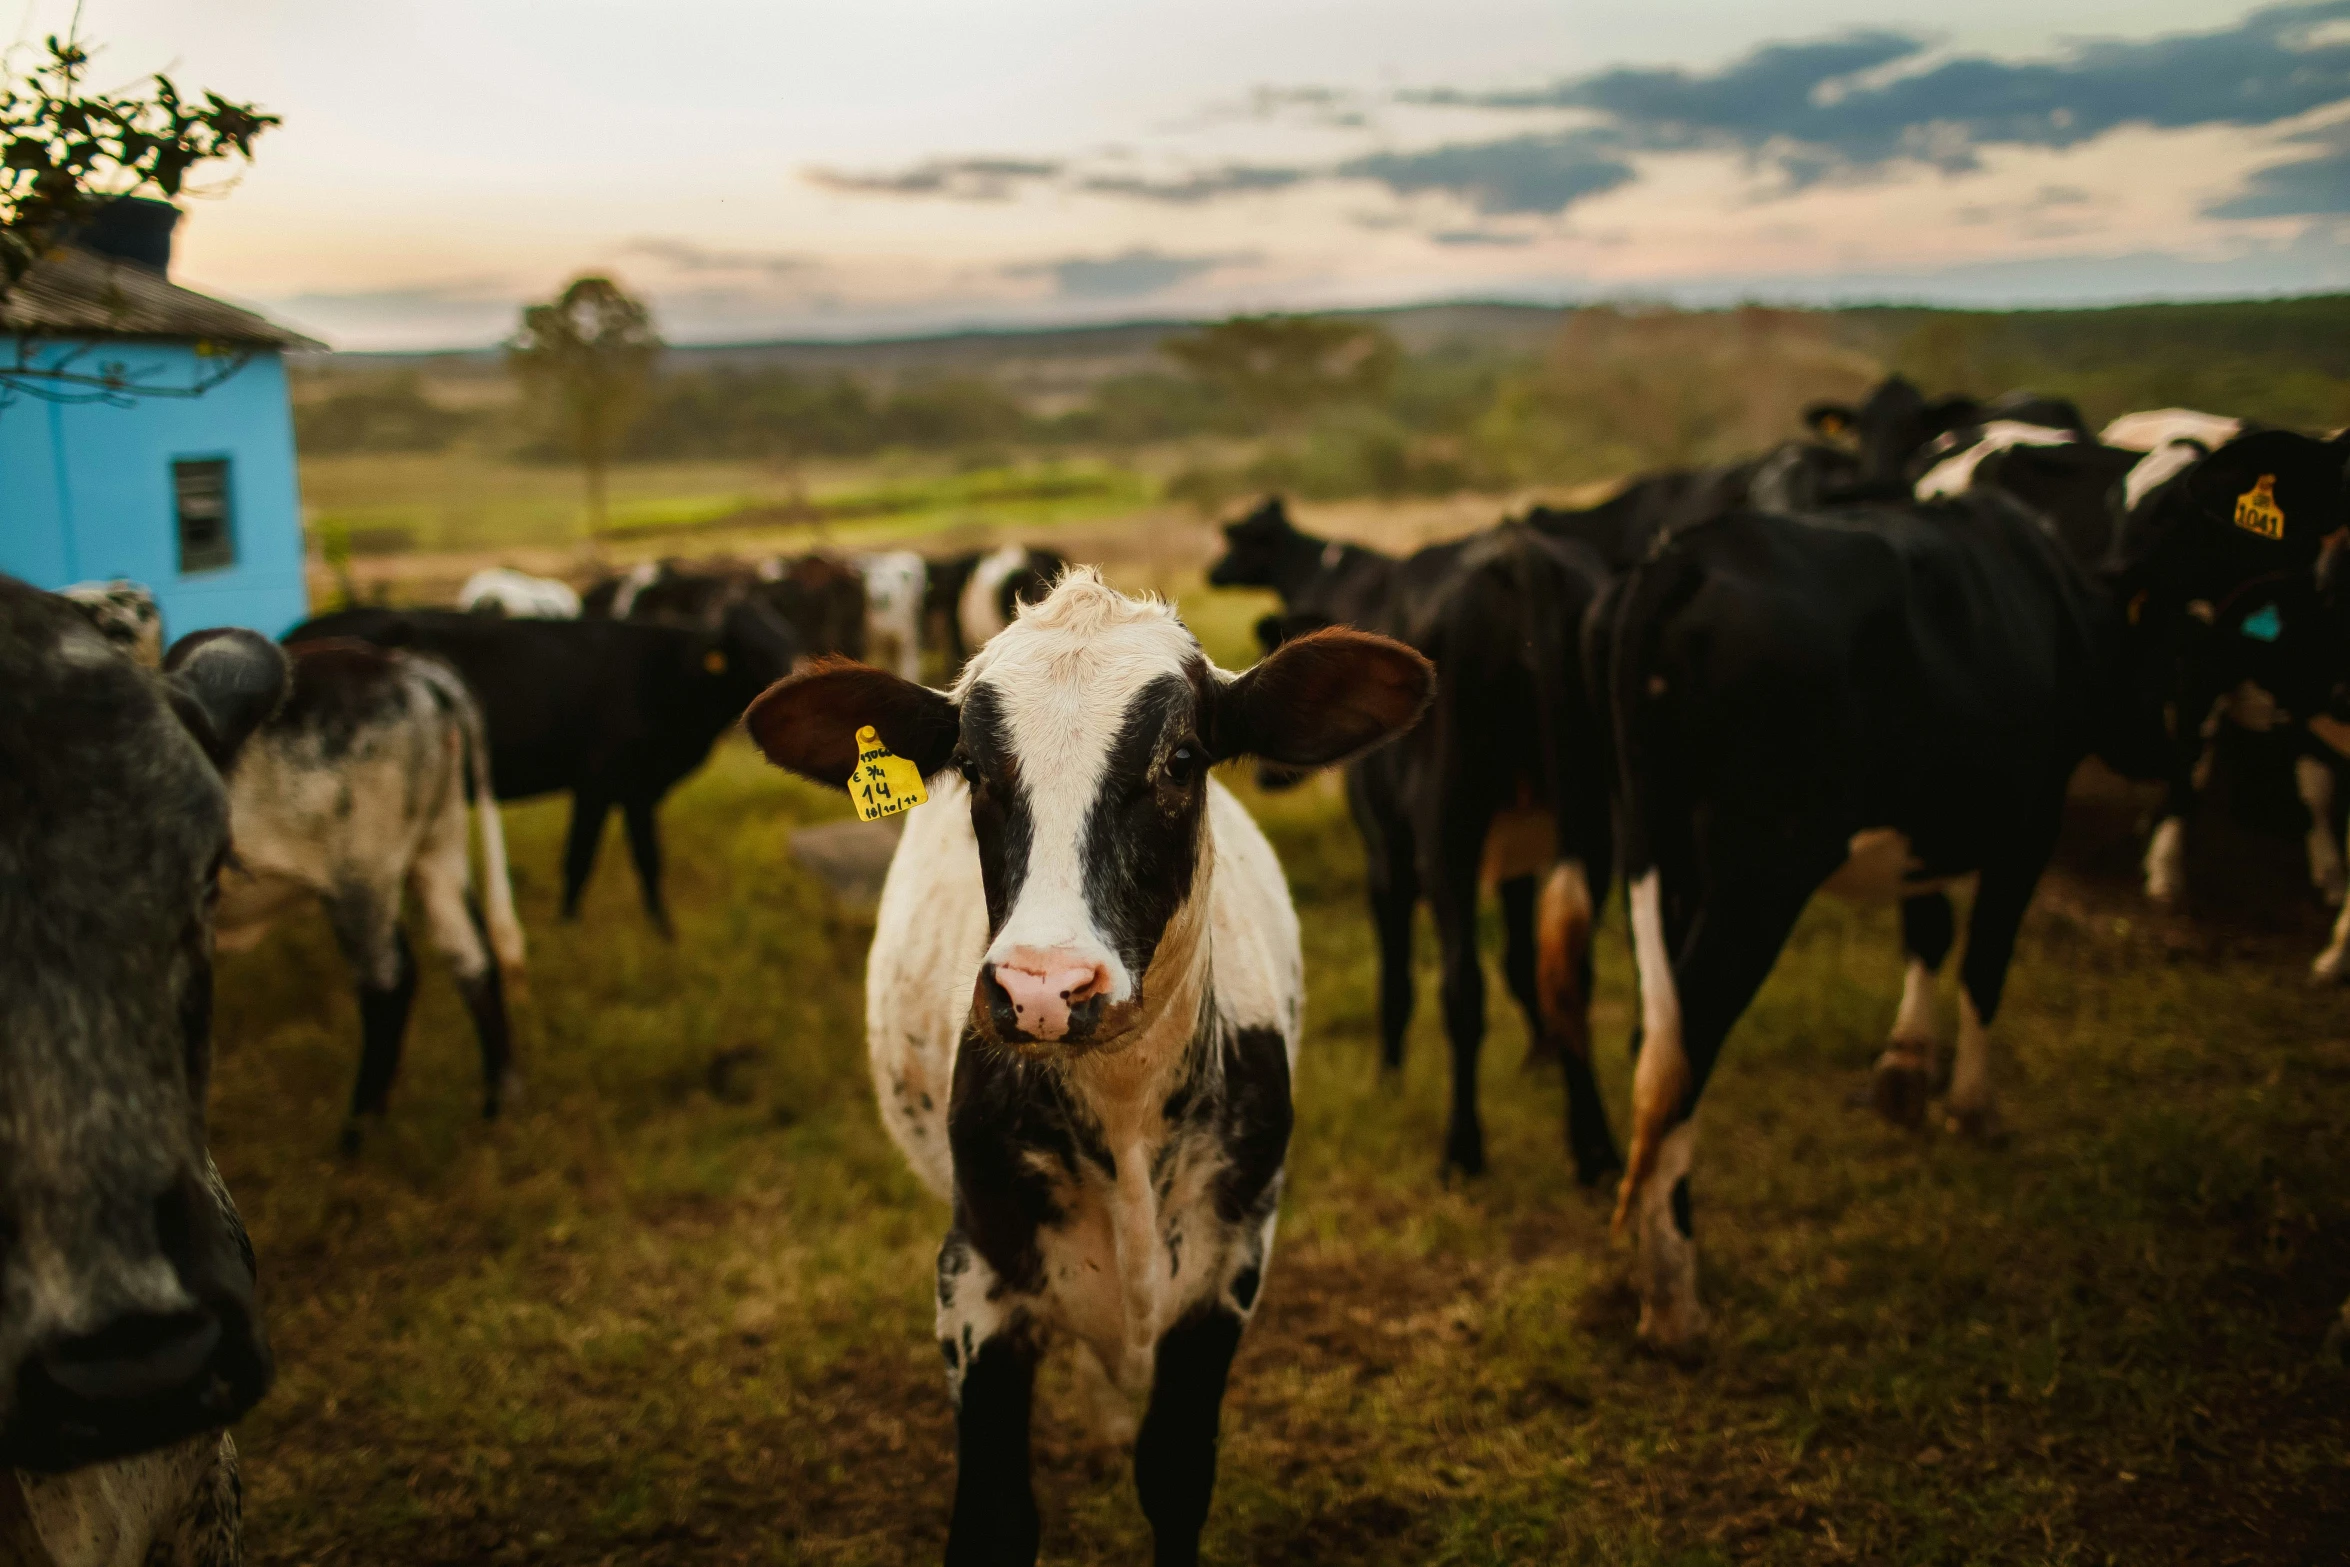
[5,373,2349,1564]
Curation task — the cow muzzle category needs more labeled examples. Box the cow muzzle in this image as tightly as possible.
[974,947,1131,1049]
[0,1176,275,1472]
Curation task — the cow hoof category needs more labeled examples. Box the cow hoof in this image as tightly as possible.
[1869,1057,1933,1130]
[1945,1103,2004,1143]
[1571,1147,1623,1190]
[1635,1306,1710,1364]
[337,1121,364,1158]
[2311,949,2349,985]
[1442,1134,1488,1181]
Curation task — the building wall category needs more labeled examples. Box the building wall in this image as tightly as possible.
[0,339,309,637]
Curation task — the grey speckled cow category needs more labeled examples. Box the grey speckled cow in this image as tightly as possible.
[1,577,283,1566]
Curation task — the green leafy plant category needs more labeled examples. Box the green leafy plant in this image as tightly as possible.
[0,31,276,296]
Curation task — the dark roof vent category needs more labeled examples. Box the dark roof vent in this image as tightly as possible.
[79,197,179,275]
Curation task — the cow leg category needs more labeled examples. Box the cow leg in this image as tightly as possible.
[331,895,416,1155]
[1499,874,1555,1069]
[1947,807,2061,1140]
[1426,829,1492,1178]
[1617,864,1820,1350]
[939,1237,1041,1567]
[1872,893,1953,1129]
[2294,749,2345,907]
[560,793,613,921]
[1531,859,1618,1185]
[622,797,675,940]
[1135,1305,1245,1567]
[411,809,516,1119]
[1356,785,1418,1073]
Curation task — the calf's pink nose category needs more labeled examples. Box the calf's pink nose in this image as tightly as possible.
[988,948,1113,1040]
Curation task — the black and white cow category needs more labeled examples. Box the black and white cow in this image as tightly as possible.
[1592,492,2160,1347]
[196,636,526,1151]
[2,579,284,1566]
[926,545,1066,671]
[2106,429,2350,931]
[1210,498,1622,1182]
[284,601,798,936]
[58,580,166,668]
[858,549,929,682]
[1804,374,2086,489]
[458,567,581,619]
[745,570,1432,1566]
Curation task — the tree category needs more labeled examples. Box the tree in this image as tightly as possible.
[1162,314,1398,428]
[506,275,662,531]
[0,30,277,402]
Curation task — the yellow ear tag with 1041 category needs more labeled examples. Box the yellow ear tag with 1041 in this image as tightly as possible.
[849,725,927,822]
[2234,473,2285,540]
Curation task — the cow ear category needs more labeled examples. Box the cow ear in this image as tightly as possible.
[1208,627,1433,769]
[161,629,288,770]
[744,655,958,787]
[1803,403,1854,438]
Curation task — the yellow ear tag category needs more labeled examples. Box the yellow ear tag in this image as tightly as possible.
[849,725,927,822]
[704,649,727,674]
[2234,473,2285,540]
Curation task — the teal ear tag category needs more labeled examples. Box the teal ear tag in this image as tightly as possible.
[2241,604,2282,643]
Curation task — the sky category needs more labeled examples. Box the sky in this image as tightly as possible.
[32,1,2350,349]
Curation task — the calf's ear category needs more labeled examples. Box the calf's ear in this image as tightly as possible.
[162,628,289,769]
[1209,626,1433,770]
[744,655,959,787]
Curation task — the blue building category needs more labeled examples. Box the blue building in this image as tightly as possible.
[0,202,322,637]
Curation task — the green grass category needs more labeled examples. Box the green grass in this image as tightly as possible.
[211,572,2349,1565]
[299,450,1157,557]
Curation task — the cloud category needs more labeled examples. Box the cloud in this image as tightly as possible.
[1428,229,1536,247]
[621,238,812,276]
[804,156,1062,200]
[1410,3,2350,190]
[2207,120,2350,216]
[1073,165,1307,203]
[1338,132,1635,215]
[1002,247,1253,299]
[794,5,2350,226]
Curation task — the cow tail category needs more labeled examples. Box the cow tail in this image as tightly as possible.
[462,692,527,991]
[1603,548,1702,1236]
[416,659,526,992]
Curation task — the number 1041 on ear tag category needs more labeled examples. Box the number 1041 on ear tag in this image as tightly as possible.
[849,725,927,822]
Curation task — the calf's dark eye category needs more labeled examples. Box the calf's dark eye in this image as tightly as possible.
[1164,744,1202,787]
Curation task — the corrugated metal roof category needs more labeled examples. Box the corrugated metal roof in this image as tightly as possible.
[0,246,322,350]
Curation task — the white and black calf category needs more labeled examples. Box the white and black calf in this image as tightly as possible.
[1594,494,2158,1348]
[746,570,1431,1565]
[856,550,928,682]
[58,580,166,668]
[458,567,581,620]
[198,636,527,1152]
[2,579,286,1565]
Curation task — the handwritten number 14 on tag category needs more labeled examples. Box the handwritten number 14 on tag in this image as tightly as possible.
[850,725,928,822]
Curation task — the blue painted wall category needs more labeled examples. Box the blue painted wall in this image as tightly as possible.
[0,339,309,637]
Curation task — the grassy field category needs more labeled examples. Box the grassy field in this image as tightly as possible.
[300,450,1159,559]
[208,558,2350,1565]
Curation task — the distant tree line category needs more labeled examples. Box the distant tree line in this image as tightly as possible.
[296,294,2350,506]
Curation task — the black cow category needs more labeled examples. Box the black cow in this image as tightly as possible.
[1593,492,2160,1348]
[283,600,798,936]
[586,554,867,659]
[1805,374,2086,487]
[1210,498,1621,1182]
[2,579,283,1563]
